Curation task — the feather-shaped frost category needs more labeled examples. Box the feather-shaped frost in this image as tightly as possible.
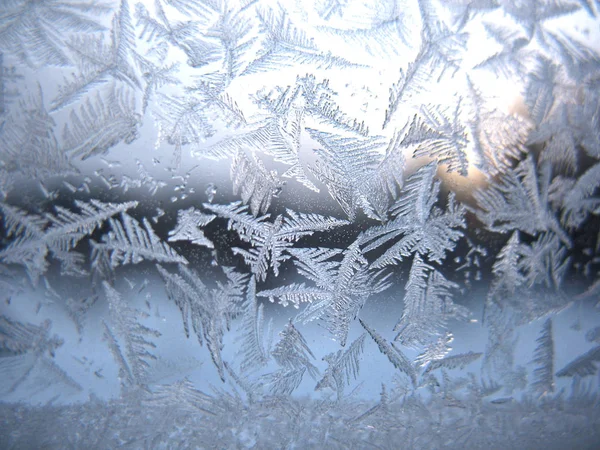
[62,86,141,160]
[1,85,75,186]
[307,128,403,221]
[231,150,283,216]
[51,0,141,112]
[262,242,390,346]
[204,201,348,281]
[0,199,137,284]
[556,345,600,378]
[242,6,364,76]
[156,264,247,381]
[0,316,80,393]
[135,1,221,69]
[383,3,468,128]
[0,317,59,357]
[531,318,554,395]
[360,163,466,267]
[488,231,526,299]
[411,102,470,176]
[316,2,411,58]
[271,320,318,378]
[473,155,572,247]
[168,207,215,249]
[519,233,571,289]
[315,333,366,400]
[501,0,581,42]
[103,282,160,387]
[196,120,290,161]
[264,320,318,395]
[145,378,216,416]
[560,162,600,229]
[0,0,111,68]
[422,351,482,375]
[360,319,416,386]
[97,213,188,267]
[236,276,271,373]
[153,93,216,167]
[393,254,468,348]
[415,332,454,368]
[466,76,530,174]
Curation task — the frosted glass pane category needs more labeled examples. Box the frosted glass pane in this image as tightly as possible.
[1,0,600,448]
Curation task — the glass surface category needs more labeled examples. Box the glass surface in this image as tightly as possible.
[1,0,600,448]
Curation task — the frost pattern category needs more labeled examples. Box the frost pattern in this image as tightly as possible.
[62,86,141,161]
[168,207,215,249]
[230,149,283,216]
[0,316,81,393]
[236,276,271,372]
[360,162,466,267]
[1,0,600,447]
[393,254,468,348]
[260,242,391,346]
[156,263,247,381]
[102,281,160,388]
[264,320,318,395]
[204,201,349,281]
[531,318,554,395]
[315,333,366,400]
[93,212,188,267]
[360,319,417,386]
[556,345,600,378]
[0,199,137,284]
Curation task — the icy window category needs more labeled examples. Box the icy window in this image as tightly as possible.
[1,0,600,448]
